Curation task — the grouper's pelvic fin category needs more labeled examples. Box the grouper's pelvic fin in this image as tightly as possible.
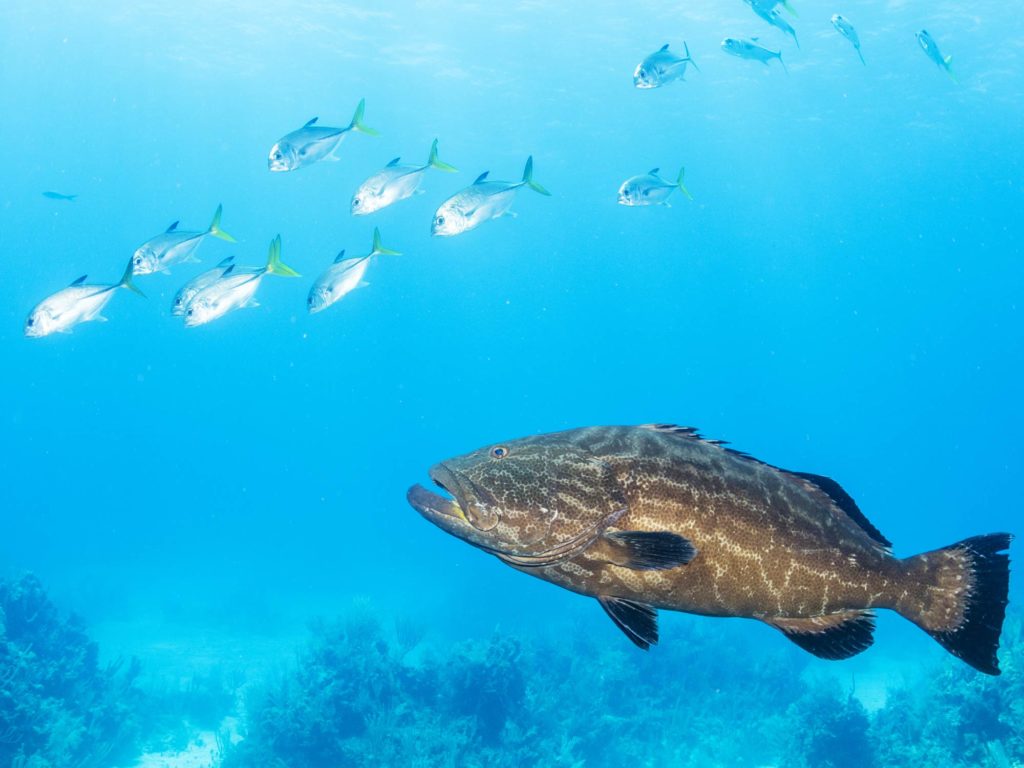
[207,204,237,243]
[598,595,659,650]
[899,533,1011,675]
[765,610,876,660]
[521,156,551,196]
[265,235,301,277]
[348,98,379,136]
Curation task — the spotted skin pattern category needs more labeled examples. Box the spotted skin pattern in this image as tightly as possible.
[409,424,1011,672]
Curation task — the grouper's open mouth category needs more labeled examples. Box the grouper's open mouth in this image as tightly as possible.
[406,464,477,540]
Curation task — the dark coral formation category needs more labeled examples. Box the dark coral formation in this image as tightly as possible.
[224,611,1024,768]
[0,574,143,768]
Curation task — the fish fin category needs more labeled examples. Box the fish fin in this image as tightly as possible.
[208,204,237,243]
[785,471,891,548]
[676,167,693,201]
[264,235,301,277]
[95,315,108,322]
[244,299,261,308]
[662,201,672,208]
[166,220,180,233]
[900,533,1011,675]
[216,256,235,268]
[474,171,490,184]
[778,50,788,74]
[648,167,660,175]
[221,265,235,276]
[348,98,379,136]
[386,156,402,167]
[303,117,319,128]
[185,254,201,263]
[683,40,700,72]
[521,155,551,196]
[333,249,347,264]
[598,596,659,650]
[593,531,696,570]
[945,59,959,84]
[358,281,370,289]
[370,227,401,256]
[427,138,458,172]
[118,255,146,298]
[781,0,798,17]
[161,268,172,275]
[857,47,866,65]
[70,274,88,286]
[659,43,670,51]
[766,610,875,660]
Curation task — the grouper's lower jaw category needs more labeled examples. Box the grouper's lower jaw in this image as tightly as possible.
[406,484,476,540]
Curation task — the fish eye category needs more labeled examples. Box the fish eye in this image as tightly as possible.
[26,317,34,326]
[352,198,360,206]
[436,216,445,226]
[186,308,193,316]
[638,68,646,77]
[490,446,509,459]
[134,256,142,265]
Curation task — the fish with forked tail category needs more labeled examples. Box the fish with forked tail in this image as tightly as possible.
[633,42,700,89]
[407,424,1012,674]
[269,99,379,172]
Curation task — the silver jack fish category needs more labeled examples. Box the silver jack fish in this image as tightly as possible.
[43,191,77,202]
[171,257,235,316]
[183,236,299,327]
[722,37,787,71]
[618,167,692,207]
[743,0,799,48]
[269,99,378,172]
[431,156,550,237]
[307,228,401,314]
[916,30,957,83]
[351,139,458,216]
[408,425,1012,675]
[133,205,236,275]
[633,42,700,89]
[25,257,145,337]
[831,14,865,65]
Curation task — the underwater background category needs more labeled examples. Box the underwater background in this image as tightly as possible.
[1,0,1021,766]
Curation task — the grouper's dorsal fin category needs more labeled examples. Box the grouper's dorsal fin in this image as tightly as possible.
[786,471,892,549]
[598,596,659,650]
[765,610,876,660]
[591,531,696,570]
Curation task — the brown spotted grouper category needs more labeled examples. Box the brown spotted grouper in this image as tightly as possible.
[407,424,1012,674]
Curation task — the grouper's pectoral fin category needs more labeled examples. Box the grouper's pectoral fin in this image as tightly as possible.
[765,610,876,660]
[598,596,659,650]
[591,531,696,570]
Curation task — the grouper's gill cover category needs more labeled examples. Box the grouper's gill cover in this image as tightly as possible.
[427,439,632,561]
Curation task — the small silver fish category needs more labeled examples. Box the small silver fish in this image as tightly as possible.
[744,0,799,48]
[183,236,299,327]
[721,37,787,71]
[431,157,550,237]
[25,257,144,338]
[831,15,865,65]
[171,257,235,316]
[133,205,236,276]
[307,228,401,315]
[916,30,956,83]
[633,42,700,89]
[351,139,458,216]
[618,167,693,207]
[269,99,378,172]
[42,191,77,202]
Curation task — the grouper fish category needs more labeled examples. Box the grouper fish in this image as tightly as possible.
[408,424,1012,674]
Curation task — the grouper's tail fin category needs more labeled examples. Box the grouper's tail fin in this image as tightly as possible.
[899,533,1012,675]
[118,255,146,297]
[521,156,551,196]
[427,138,458,172]
[207,204,237,243]
[265,235,301,277]
[348,98,379,136]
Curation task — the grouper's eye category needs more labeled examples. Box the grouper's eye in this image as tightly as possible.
[490,446,509,459]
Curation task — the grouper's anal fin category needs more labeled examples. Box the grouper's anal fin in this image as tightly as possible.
[599,595,659,650]
[765,609,876,660]
[591,531,696,570]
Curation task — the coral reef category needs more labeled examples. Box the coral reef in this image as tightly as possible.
[225,608,1024,768]
[0,574,143,768]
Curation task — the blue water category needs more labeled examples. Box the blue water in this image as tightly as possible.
[1,1,1021,765]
